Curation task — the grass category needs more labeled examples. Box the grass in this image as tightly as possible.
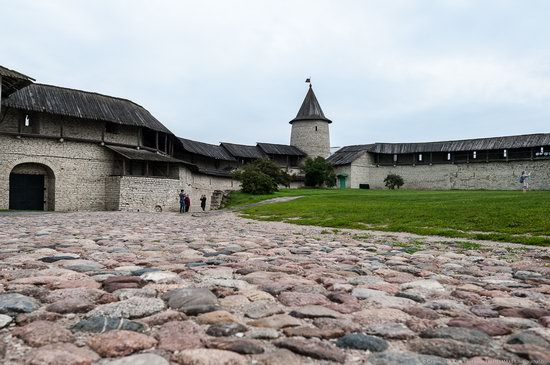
[227,189,550,246]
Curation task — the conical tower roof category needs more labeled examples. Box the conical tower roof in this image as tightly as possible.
[289,85,332,124]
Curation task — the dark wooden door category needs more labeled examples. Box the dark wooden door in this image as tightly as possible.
[9,174,45,210]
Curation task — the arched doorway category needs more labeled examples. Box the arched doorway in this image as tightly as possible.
[9,163,55,211]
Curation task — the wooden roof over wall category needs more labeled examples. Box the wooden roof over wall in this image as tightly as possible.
[0,65,34,97]
[257,143,306,156]
[178,137,236,161]
[220,142,265,159]
[370,133,550,154]
[3,83,172,134]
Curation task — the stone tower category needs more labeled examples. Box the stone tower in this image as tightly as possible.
[290,84,332,158]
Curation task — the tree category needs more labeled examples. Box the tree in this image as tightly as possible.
[303,157,336,187]
[232,158,291,194]
[384,173,404,189]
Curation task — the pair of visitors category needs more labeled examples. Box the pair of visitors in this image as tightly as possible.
[200,195,207,211]
[519,171,531,192]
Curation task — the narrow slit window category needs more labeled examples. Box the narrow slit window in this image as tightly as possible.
[315,126,318,131]
[418,154,423,162]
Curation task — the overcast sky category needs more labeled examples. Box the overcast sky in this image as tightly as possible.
[2,0,550,148]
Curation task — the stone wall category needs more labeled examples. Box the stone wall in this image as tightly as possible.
[345,153,550,190]
[107,166,239,213]
[290,120,330,158]
[0,134,114,211]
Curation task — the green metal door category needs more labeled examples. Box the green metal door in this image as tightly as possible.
[339,176,346,189]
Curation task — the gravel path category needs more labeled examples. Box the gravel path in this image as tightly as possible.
[0,211,548,365]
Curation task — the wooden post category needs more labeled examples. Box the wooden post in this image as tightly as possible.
[166,163,170,177]
[122,159,126,176]
[155,132,159,151]
[430,152,433,165]
[164,134,168,153]
[0,76,2,115]
[145,161,149,176]
[530,148,534,160]
[137,128,142,148]
[101,123,105,144]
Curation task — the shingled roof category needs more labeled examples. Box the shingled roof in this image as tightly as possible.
[327,144,375,166]
[0,65,34,97]
[221,142,265,159]
[370,133,550,154]
[257,143,306,156]
[178,138,236,161]
[3,83,172,134]
[290,85,332,124]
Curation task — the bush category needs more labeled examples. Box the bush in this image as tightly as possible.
[384,174,404,189]
[232,158,291,194]
[304,157,336,187]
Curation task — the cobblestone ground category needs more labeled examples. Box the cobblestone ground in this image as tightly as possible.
[0,211,549,365]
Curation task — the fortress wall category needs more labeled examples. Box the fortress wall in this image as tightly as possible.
[107,165,239,212]
[0,134,113,211]
[349,155,550,190]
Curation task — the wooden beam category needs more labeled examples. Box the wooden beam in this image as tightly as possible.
[164,134,168,153]
[122,159,126,176]
[155,131,159,151]
[145,161,149,176]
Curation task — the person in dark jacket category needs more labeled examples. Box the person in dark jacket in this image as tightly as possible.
[200,195,207,211]
[184,194,191,212]
[178,190,186,213]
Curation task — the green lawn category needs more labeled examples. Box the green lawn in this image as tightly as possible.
[226,189,550,246]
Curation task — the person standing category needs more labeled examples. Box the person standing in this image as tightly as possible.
[200,194,207,211]
[178,190,186,213]
[519,171,531,192]
[184,194,191,212]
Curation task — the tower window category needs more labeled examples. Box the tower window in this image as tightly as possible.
[447,153,451,161]
[24,115,31,127]
[315,126,318,131]
[418,154,423,162]
[473,151,477,159]
[503,149,507,158]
